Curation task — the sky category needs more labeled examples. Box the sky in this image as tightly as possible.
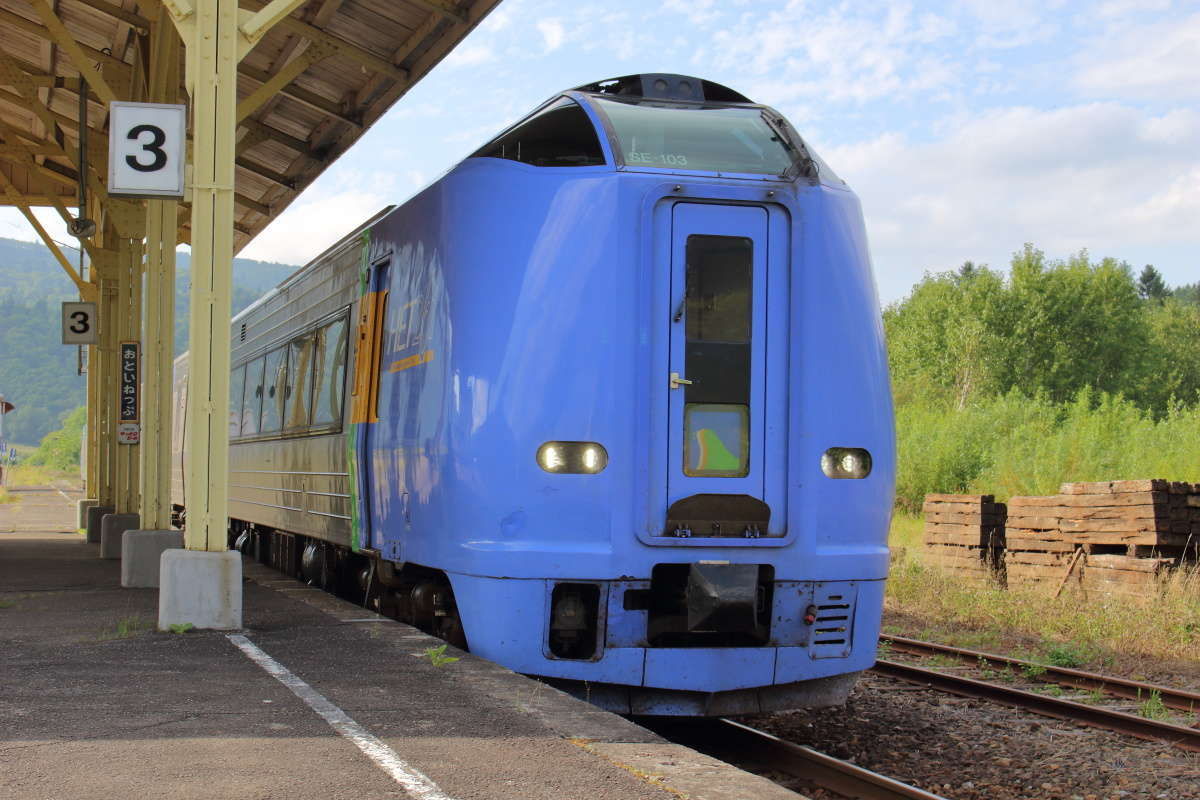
[2,0,1197,304]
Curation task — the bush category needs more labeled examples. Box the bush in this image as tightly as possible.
[25,406,85,472]
[894,390,1200,510]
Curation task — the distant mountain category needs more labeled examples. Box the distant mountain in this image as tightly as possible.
[0,236,300,445]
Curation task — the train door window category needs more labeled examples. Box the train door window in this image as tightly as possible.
[312,316,348,427]
[259,346,288,434]
[471,98,605,167]
[285,336,314,431]
[682,235,752,477]
[242,356,265,436]
[228,365,246,439]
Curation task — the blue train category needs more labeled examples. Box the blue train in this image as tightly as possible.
[174,73,895,716]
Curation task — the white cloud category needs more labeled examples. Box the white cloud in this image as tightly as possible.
[823,103,1200,301]
[537,19,565,53]
[238,187,390,266]
[1074,12,1200,100]
[444,43,494,68]
[708,2,960,105]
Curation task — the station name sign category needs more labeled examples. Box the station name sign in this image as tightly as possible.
[108,101,187,198]
[118,341,139,444]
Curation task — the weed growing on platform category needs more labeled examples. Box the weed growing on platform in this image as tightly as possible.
[167,623,194,634]
[422,644,459,667]
[102,617,153,640]
[0,599,15,609]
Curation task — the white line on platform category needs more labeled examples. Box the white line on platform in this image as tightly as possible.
[227,634,457,800]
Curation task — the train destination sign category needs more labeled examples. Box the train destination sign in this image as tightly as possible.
[108,102,187,198]
[118,341,139,444]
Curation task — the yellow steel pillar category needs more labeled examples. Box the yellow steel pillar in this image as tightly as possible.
[94,257,118,512]
[140,199,177,532]
[115,230,143,515]
[138,9,182,535]
[181,0,238,555]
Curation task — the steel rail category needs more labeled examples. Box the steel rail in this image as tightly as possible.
[880,634,1200,713]
[715,719,951,800]
[872,659,1200,753]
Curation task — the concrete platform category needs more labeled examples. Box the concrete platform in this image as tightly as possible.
[1,527,807,800]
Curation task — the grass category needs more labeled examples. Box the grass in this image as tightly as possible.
[0,486,14,504]
[0,598,15,609]
[6,464,77,486]
[100,616,154,640]
[887,516,1200,666]
[1138,689,1169,721]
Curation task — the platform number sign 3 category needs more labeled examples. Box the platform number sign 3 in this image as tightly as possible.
[62,302,98,345]
[108,102,187,198]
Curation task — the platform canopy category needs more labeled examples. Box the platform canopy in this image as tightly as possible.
[0,0,501,250]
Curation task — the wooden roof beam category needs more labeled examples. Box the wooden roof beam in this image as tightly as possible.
[239,62,362,127]
[27,0,121,103]
[234,156,296,189]
[239,0,408,81]
[237,41,335,122]
[73,0,151,33]
[0,7,132,80]
[407,0,468,24]
[238,117,318,159]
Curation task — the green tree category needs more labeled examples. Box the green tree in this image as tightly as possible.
[998,246,1148,405]
[26,405,86,471]
[884,263,1008,409]
[1137,264,1169,302]
[1174,282,1200,306]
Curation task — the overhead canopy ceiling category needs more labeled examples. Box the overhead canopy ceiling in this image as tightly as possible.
[0,0,502,251]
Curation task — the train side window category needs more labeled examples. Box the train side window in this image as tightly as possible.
[312,317,348,427]
[259,347,287,434]
[285,336,314,430]
[229,364,246,439]
[471,98,605,167]
[242,356,265,436]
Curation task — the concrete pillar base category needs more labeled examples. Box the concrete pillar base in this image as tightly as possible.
[77,498,98,531]
[121,530,184,587]
[100,513,140,559]
[158,549,242,630]
[85,505,114,544]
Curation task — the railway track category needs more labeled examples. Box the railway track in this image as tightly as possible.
[645,717,949,800]
[880,634,1200,713]
[872,642,1200,753]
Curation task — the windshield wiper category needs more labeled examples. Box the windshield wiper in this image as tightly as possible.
[761,111,817,182]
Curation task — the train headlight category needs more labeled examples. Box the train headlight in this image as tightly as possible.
[537,441,608,474]
[821,447,872,479]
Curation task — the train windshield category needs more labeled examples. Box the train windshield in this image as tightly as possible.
[588,96,798,176]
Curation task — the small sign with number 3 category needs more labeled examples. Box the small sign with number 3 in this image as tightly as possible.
[108,102,187,198]
[62,302,98,345]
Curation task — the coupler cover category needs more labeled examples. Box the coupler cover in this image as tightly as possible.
[686,563,759,633]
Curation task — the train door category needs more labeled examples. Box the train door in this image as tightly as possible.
[350,256,389,550]
[665,203,787,537]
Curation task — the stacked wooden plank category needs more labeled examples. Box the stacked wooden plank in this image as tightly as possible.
[1058,480,1199,554]
[1080,554,1175,600]
[1004,495,1077,592]
[1005,480,1199,596]
[921,494,1006,583]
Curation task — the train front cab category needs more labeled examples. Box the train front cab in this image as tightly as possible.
[432,76,894,717]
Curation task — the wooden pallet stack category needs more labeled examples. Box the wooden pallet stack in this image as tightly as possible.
[1003,495,1076,592]
[921,494,1006,583]
[1003,480,1199,597]
[1060,479,1200,600]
